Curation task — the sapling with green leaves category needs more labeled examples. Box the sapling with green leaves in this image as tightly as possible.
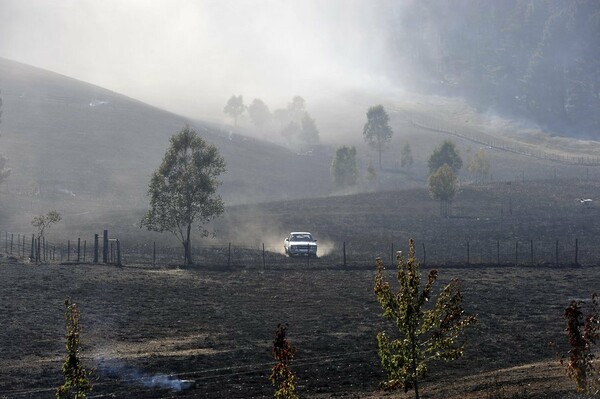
[374,239,476,399]
[57,298,92,399]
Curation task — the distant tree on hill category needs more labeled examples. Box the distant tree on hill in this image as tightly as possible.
[363,105,393,169]
[374,239,476,399]
[248,98,271,128]
[467,149,491,183]
[428,141,462,175]
[287,96,306,121]
[331,146,357,188]
[280,121,301,144]
[400,141,414,171]
[0,90,10,186]
[141,126,226,265]
[299,112,320,145]
[367,159,377,183]
[223,95,245,126]
[273,108,289,127]
[31,210,61,240]
[428,164,457,217]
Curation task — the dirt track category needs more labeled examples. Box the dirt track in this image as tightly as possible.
[0,255,597,398]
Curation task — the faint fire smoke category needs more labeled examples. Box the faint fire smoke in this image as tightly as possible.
[97,359,194,391]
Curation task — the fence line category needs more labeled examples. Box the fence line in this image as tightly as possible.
[1,229,121,266]
[3,229,596,268]
[409,117,600,167]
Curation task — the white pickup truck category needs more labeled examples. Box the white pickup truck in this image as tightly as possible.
[284,232,317,257]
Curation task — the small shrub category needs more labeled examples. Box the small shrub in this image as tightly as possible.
[57,298,92,399]
[269,324,298,399]
[562,293,599,395]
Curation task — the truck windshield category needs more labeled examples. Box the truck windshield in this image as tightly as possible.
[291,234,312,242]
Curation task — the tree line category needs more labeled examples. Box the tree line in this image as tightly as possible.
[330,104,491,216]
[223,95,319,151]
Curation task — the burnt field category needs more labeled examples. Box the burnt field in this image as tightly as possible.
[1,256,598,398]
[1,179,600,398]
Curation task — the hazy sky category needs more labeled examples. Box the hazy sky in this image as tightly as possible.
[0,0,399,120]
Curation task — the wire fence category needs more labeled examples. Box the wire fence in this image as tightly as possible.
[2,229,599,268]
[408,116,600,166]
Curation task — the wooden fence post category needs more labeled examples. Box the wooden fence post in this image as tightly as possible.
[10,233,13,254]
[530,240,534,265]
[103,230,108,264]
[77,238,81,262]
[307,244,310,266]
[116,240,122,266]
[262,243,265,269]
[83,240,87,263]
[94,234,99,263]
[37,238,41,263]
[466,241,470,265]
[497,240,500,265]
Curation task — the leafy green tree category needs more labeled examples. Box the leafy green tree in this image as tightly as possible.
[363,105,393,169]
[299,112,320,145]
[141,126,226,265]
[374,239,476,398]
[467,149,491,183]
[248,98,271,128]
[57,298,92,399]
[223,95,245,126]
[400,142,414,170]
[428,164,457,218]
[562,293,599,395]
[428,140,462,175]
[31,210,62,239]
[331,146,357,188]
[269,324,298,399]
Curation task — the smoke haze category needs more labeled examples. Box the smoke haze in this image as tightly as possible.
[0,0,399,121]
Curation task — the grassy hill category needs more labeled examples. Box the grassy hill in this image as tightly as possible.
[0,57,334,224]
[2,57,600,249]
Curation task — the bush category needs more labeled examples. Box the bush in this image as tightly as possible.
[374,239,476,399]
[56,298,92,399]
